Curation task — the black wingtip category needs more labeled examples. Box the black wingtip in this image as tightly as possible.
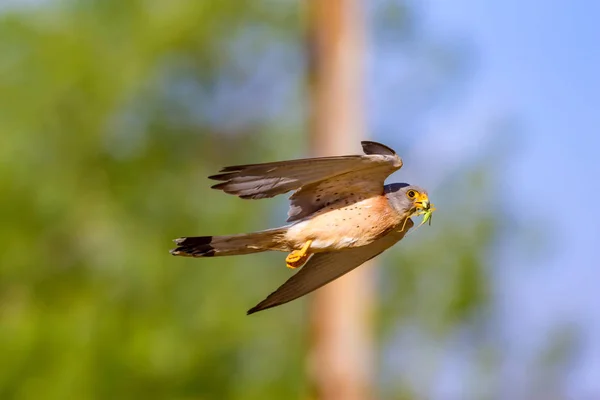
[247,301,265,315]
[246,300,277,315]
[210,181,228,190]
[361,140,397,156]
[246,306,267,315]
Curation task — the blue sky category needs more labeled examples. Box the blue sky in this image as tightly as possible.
[374,0,599,397]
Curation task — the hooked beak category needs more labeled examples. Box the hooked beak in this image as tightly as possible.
[414,193,431,211]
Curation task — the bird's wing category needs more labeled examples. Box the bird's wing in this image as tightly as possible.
[209,141,402,221]
[247,218,414,315]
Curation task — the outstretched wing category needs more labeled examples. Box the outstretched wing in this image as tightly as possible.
[209,141,403,222]
[246,218,414,315]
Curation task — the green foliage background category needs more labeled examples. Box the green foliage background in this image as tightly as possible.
[0,1,503,399]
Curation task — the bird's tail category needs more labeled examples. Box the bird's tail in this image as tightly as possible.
[170,227,289,258]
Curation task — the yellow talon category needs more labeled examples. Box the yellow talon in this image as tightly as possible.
[286,240,313,269]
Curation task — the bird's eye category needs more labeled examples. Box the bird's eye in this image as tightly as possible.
[407,190,416,198]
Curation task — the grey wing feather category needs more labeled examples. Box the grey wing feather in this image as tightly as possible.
[209,156,365,199]
[209,141,402,202]
[247,219,414,315]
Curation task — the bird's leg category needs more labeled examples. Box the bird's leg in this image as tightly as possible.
[286,240,313,269]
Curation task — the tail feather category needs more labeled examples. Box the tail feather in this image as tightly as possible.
[170,227,288,258]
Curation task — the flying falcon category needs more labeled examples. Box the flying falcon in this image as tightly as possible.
[170,141,435,315]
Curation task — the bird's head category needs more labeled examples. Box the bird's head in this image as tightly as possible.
[384,183,436,225]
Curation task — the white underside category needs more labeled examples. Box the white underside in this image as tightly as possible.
[286,220,361,251]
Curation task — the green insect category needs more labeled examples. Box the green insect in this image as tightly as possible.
[400,203,437,234]
[418,205,435,227]
[411,203,436,234]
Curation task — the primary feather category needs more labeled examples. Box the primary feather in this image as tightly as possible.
[209,141,403,222]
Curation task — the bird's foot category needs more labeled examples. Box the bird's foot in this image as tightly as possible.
[285,240,313,269]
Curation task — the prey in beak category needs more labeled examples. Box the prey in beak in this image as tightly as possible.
[412,192,436,227]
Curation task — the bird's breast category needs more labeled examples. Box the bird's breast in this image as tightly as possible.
[285,195,400,252]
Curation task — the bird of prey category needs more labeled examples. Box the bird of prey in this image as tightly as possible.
[170,141,435,315]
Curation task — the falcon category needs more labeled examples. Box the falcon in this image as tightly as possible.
[170,141,435,314]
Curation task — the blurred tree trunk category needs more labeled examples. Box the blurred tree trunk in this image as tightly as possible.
[306,1,374,399]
